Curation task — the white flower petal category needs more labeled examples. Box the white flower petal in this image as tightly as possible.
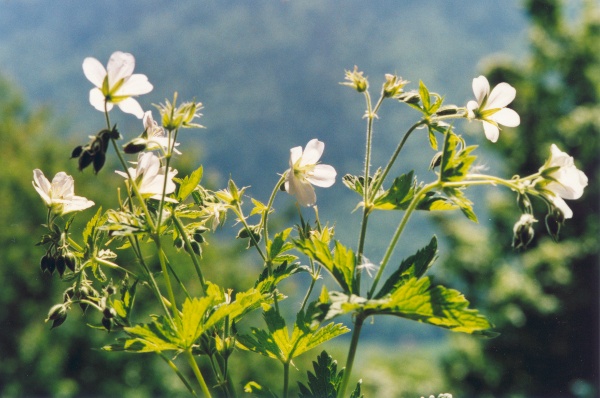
[52,172,75,199]
[82,57,106,88]
[289,146,303,167]
[548,195,573,219]
[117,97,145,119]
[107,51,135,86]
[117,74,153,96]
[32,169,52,206]
[62,196,95,214]
[89,88,110,112]
[300,139,324,166]
[492,108,520,127]
[487,82,516,109]
[472,75,489,105]
[483,121,500,143]
[307,164,336,187]
[466,100,479,118]
[288,174,316,207]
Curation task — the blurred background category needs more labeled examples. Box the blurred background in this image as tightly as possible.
[0,0,598,396]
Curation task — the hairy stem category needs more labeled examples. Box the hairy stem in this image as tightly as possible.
[337,314,365,398]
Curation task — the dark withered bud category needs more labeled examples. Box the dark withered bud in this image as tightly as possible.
[78,150,94,171]
[123,138,147,154]
[93,151,106,174]
[63,287,75,303]
[63,252,77,272]
[101,317,113,332]
[71,145,83,159]
[545,208,564,242]
[55,255,66,277]
[103,307,117,319]
[40,253,54,273]
[193,227,209,244]
[46,304,68,329]
[173,236,185,250]
[186,240,202,256]
[435,105,460,116]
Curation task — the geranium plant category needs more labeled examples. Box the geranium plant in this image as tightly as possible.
[33,51,588,397]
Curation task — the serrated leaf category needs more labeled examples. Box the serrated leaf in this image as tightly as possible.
[370,277,494,335]
[255,261,309,293]
[250,198,269,217]
[440,131,477,182]
[244,381,279,397]
[297,350,363,398]
[373,171,416,210]
[267,228,293,260]
[419,80,431,112]
[104,317,182,353]
[83,207,103,247]
[176,165,203,202]
[443,187,478,222]
[417,194,458,211]
[237,308,349,364]
[375,236,438,299]
[294,238,357,294]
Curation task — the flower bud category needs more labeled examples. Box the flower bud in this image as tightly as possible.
[78,150,94,171]
[101,316,112,332]
[71,145,83,159]
[103,307,117,319]
[193,227,208,244]
[341,66,368,92]
[63,252,77,272]
[93,151,106,174]
[545,208,564,242]
[512,214,537,249]
[55,255,66,277]
[123,137,148,154]
[40,253,55,274]
[382,74,408,98]
[46,304,68,329]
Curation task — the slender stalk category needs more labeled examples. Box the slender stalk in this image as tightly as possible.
[154,236,181,325]
[337,314,365,398]
[172,214,208,294]
[158,352,199,397]
[262,174,287,251]
[283,362,290,398]
[184,349,212,398]
[156,127,179,229]
[368,181,439,299]
[232,203,267,262]
[93,257,138,278]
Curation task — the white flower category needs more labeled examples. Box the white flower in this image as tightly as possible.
[115,152,178,202]
[143,111,181,154]
[83,51,153,119]
[284,139,336,207]
[357,257,379,278]
[467,75,520,143]
[541,144,588,219]
[32,169,94,215]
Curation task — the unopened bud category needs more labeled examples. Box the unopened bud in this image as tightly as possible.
[40,253,55,274]
[46,304,68,329]
[63,252,77,272]
[123,138,148,154]
[512,214,537,249]
[55,255,66,277]
[71,146,83,159]
[545,208,564,242]
[382,74,408,98]
[341,66,368,93]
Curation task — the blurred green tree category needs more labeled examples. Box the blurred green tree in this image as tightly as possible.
[437,0,599,396]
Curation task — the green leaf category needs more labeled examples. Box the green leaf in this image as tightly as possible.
[255,261,309,294]
[103,316,182,353]
[237,308,349,363]
[443,187,478,222]
[176,165,203,202]
[294,237,357,294]
[375,236,438,299]
[243,381,279,397]
[419,80,431,112]
[267,228,293,260]
[297,350,364,398]
[83,206,103,248]
[440,131,477,182]
[372,277,495,335]
[373,171,416,210]
[342,168,382,198]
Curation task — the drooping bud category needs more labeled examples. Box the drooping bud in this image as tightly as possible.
[123,137,148,154]
[63,252,77,272]
[40,253,55,273]
[545,207,565,242]
[55,255,66,277]
[512,214,537,249]
[46,304,68,329]
[71,145,83,159]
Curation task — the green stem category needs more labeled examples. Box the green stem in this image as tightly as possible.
[368,119,426,200]
[158,352,199,397]
[337,314,365,398]
[185,349,212,398]
[93,257,138,278]
[368,181,439,299]
[232,203,267,262]
[156,127,179,229]
[154,236,181,325]
[283,362,290,398]
[263,174,287,252]
[172,214,208,294]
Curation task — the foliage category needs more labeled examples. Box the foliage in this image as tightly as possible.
[437,0,600,396]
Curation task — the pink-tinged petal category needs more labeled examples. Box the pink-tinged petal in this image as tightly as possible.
[32,169,52,205]
[118,74,153,96]
[483,121,500,143]
[289,146,303,167]
[487,82,516,109]
[472,76,489,105]
[117,97,144,119]
[52,172,75,199]
[89,88,111,112]
[62,196,95,214]
[491,108,520,127]
[107,51,135,86]
[82,57,107,88]
[307,164,336,187]
[288,175,317,207]
[548,195,573,219]
[300,139,324,166]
